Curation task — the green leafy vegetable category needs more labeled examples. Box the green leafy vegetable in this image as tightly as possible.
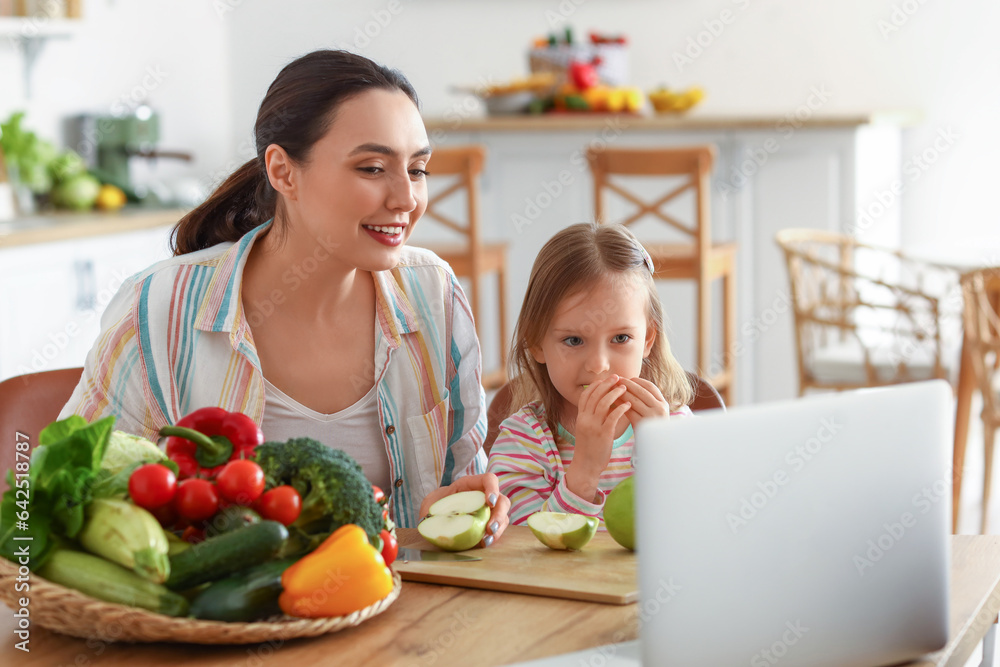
[92,431,177,499]
[0,416,115,568]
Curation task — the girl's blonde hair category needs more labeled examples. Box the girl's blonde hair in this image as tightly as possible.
[509,222,692,431]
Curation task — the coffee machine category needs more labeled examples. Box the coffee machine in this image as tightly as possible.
[66,105,192,203]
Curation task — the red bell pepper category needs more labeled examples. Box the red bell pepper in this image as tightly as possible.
[160,407,263,479]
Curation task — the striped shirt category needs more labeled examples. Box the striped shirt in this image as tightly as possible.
[59,222,487,528]
[487,401,692,526]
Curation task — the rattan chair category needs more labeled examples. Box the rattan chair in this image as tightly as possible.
[960,267,1000,533]
[410,145,508,389]
[587,145,737,405]
[775,229,962,395]
[0,367,82,491]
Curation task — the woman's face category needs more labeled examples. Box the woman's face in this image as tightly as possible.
[276,88,431,273]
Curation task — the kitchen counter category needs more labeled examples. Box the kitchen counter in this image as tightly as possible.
[423,110,920,133]
[0,207,188,249]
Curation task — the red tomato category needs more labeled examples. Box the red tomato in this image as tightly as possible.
[372,485,385,505]
[149,500,178,528]
[128,463,177,510]
[181,525,206,544]
[254,485,302,526]
[379,529,398,565]
[215,459,265,504]
[174,478,220,522]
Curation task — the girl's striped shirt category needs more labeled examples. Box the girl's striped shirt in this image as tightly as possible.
[487,400,692,526]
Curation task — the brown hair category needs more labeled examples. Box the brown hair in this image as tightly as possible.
[171,50,418,255]
[509,222,692,431]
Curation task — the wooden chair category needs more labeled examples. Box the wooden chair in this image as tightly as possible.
[775,229,962,395]
[587,145,737,405]
[0,367,83,492]
[484,371,724,456]
[412,145,508,389]
[960,268,1000,533]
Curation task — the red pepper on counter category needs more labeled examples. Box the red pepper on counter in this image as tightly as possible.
[160,407,263,479]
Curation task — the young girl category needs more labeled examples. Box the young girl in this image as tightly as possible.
[487,222,693,525]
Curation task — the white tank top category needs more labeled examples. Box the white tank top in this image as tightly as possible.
[260,337,391,492]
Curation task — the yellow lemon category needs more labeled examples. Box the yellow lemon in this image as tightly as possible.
[95,184,127,211]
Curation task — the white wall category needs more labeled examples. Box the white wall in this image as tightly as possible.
[0,2,232,195]
[1,1,997,256]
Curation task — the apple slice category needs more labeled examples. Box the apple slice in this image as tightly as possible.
[417,490,490,552]
[527,511,598,551]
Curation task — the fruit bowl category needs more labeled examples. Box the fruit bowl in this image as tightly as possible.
[648,87,705,114]
[0,557,401,644]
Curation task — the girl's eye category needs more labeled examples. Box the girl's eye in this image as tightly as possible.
[561,336,583,347]
[358,166,383,175]
[612,334,632,344]
[409,168,429,179]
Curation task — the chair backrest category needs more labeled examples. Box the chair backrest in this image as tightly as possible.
[420,145,487,252]
[587,145,716,252]
[0,367,83,491]
[961,267,1000,421]
[775,228,961,391]
[484,371,724,456]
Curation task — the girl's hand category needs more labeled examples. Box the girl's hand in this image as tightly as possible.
[419,473,510,547]
[565,375,630,501]
[619,377,671,428]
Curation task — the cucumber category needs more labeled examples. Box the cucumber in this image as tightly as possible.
[189,558,296,622]
[38,549,189,617]
[204,505,261,538]
[167,520,288,591]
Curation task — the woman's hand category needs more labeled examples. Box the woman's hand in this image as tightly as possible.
[565,374,630,502]
[620,377,670,428]
[419,473,510,547]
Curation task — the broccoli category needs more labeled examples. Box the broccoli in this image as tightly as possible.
[253,438,383,545]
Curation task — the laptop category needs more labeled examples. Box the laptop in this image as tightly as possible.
[514,380,952,667]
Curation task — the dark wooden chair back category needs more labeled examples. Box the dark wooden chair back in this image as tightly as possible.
[0,367,83,491]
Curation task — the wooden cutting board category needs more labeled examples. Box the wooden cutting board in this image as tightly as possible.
[394,526,637,605]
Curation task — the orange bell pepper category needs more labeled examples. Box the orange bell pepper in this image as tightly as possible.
[279,524,394,618]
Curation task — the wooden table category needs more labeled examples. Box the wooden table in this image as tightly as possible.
[1,534,999,666]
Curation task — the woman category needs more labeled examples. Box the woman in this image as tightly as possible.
[60,50,510,541]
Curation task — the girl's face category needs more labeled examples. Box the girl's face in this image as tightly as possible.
[530,275,656,413]
[274,88,431,272]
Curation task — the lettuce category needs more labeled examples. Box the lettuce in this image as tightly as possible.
[0,416,115,569]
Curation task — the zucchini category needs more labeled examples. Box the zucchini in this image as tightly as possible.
[167,520,288,591]
[189,558,296,622]
[38,549,188,617]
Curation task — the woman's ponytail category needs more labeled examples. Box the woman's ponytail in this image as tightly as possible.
[170,158,275,255]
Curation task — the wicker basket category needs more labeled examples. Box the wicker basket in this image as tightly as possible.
[0,557,401,644]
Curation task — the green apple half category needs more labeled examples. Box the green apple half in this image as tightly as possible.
[604,476,635,550]
[527,511,598,551]
[417,490,489,551]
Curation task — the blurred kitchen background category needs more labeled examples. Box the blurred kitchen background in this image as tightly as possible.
[3,0,999,384]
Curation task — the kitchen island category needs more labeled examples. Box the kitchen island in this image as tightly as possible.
[416,111,916,404]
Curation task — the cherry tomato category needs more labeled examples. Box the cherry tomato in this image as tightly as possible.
[128,463,177,510]
[379,529,398,566]
[181,525,206,544]
[372,485,385,505]
[149,499,178,528]
[254,485,302,526]
[174,478,220,522]
[215,459,266,504]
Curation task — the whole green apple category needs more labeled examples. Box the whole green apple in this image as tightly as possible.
[604,476,635,550]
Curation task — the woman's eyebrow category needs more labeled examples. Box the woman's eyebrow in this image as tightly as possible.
[349,143,433,158]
